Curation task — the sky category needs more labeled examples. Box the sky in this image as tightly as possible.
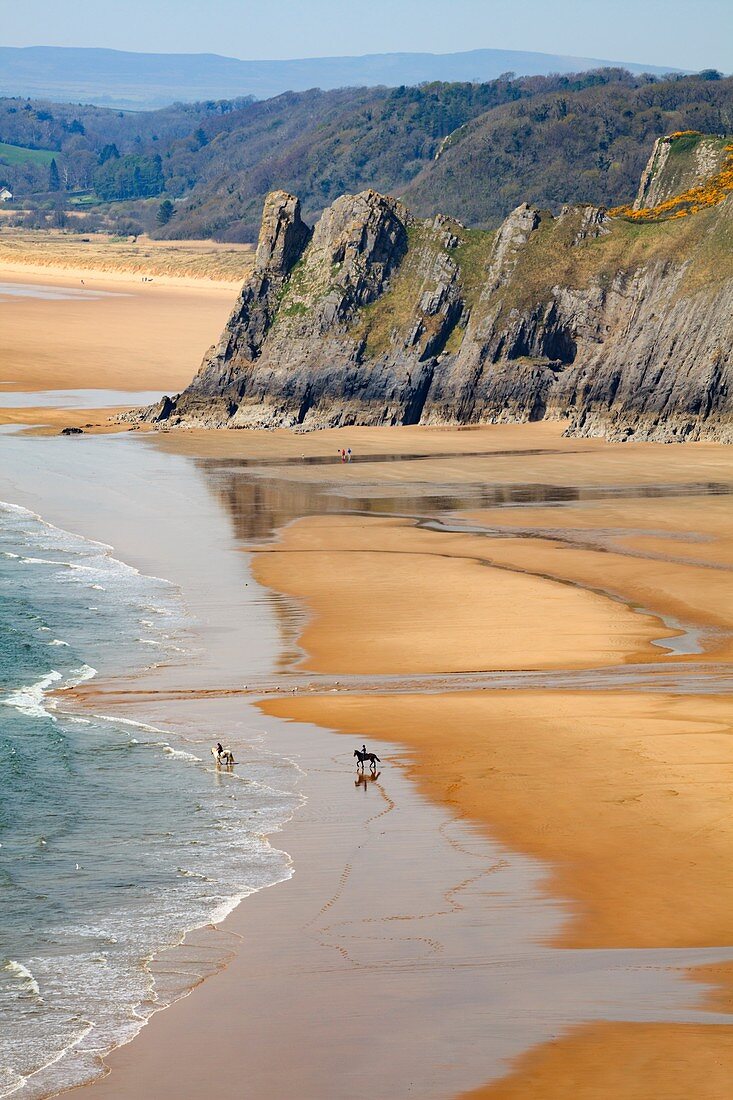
[2,0,731,73]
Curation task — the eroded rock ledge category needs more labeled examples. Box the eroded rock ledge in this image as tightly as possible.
[140,184,733,442]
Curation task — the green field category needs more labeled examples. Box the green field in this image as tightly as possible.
[0,142,56,166]
[68,191,100,207]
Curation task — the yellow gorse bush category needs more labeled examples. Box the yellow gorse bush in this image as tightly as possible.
[611,136,733,222]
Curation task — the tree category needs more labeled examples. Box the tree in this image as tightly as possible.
[157,198,174,225]
[48,158,60,192]
[98,143,120,165]
[93,154,165,201]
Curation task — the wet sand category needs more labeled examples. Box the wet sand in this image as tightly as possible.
[13,430,729,1100]
[58,423,733,1098]
[264,691,733,951]
[251,514,672,673]
[465,1021,733,1099]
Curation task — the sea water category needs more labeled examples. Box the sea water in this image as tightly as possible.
[0,499,298,1098]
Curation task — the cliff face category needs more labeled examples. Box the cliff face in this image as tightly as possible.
[146,144,733,442]
[633,132,729,212]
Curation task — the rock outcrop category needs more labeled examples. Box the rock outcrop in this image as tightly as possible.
[142,139,733,442]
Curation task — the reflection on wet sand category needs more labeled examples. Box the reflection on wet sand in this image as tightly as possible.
[354,769,381,791]
[199,454,733,545]
[190,433,733,1098]
[193,453,733,691]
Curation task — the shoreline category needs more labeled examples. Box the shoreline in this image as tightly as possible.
[62,423,733,1097]
[0,427,598,1100]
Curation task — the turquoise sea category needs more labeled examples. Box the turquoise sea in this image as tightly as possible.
[0,498,296,1098]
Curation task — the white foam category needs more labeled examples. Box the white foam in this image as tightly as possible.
[4,961,42,1002]
[0,499,176,590]
[3,665,96,721]
[47,639,69,647]
[91,714,170,736]
[21,556,72,568]
[1,1019,95,1100]
[62,664,97,691]
[3,670,62,720]
[162,746,201,762]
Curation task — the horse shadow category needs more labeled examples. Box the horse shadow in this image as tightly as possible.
[355,770,381,791]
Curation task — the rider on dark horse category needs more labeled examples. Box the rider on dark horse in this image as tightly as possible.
[355,744,381,771]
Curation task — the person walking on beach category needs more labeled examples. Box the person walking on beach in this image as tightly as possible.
[347,448,352,462]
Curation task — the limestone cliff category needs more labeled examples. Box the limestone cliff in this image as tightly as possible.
[143,137,733,442]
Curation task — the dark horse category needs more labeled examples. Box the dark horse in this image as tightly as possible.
[354,748,381,771]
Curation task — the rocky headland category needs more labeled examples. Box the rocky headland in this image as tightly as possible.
[141,132,733,442]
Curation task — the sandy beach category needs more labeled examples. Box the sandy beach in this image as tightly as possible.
[71,424,733,1098]
[0,268,234,394]
[1,265,732,1098]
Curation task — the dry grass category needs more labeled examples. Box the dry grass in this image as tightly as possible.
[0,229,254,284]
[349,220,495,358]
[488,198,733,322]
[349,223,438,355]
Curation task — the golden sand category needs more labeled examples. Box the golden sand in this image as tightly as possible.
[464,1022,733,1099]
[253,514,671,672]
[263,690,733,950]
[0,269,235,392]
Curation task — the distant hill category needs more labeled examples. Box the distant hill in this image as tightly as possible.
[2,71,731,244]
[401,71,733,226]
[0,45,685,110]
[155,71,733,241]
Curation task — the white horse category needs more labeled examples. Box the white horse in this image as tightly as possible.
[212,746,235,766]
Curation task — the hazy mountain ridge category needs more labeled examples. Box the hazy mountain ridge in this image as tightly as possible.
[0,45,685,110]
[140,133,733,443]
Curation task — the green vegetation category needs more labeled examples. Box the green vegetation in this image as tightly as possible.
[68,191,100,207]
[156,198,174,225]
[667,129,706,155]
[0,141,55,166]
[93,154,165,201]
[613,132,733,222]
[478,197,733,333]
[350,224,436,356]
[280,300,309,318]
[452,227,496,310]
[403,75,733,230]
[349,221,489,358]
[1,71,732,241]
